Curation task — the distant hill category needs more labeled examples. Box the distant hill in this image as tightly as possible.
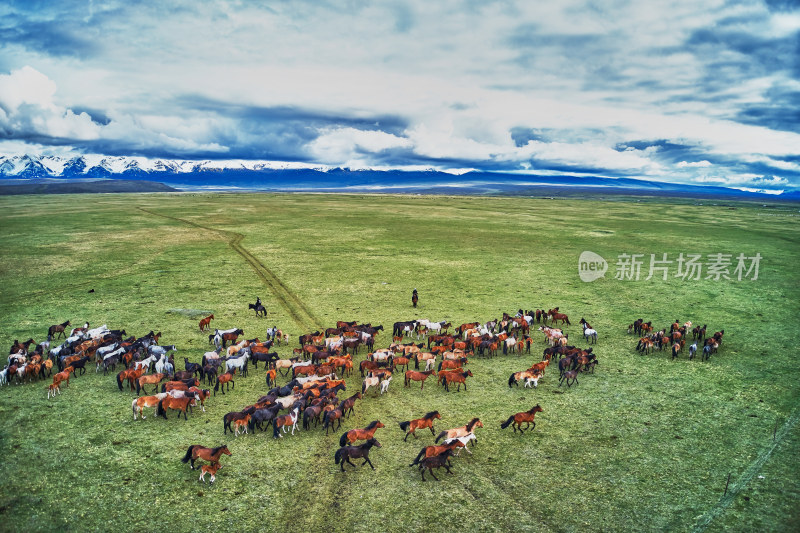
[1,154,797,201]
[0,180,178,195]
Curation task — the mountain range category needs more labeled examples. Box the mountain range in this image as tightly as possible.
[1,154,798,201]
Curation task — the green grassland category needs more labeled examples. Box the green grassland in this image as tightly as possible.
[0,193,798,532]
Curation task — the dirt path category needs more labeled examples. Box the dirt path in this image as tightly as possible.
[138,207,323,333]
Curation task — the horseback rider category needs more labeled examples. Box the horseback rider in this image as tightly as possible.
[255,296,262,308]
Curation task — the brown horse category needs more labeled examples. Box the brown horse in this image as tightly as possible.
[339,420,385,446]
[48,320,71,340]
[199,461,223,484]
[340,391,362,418]
[399,411,441,441]
[136,372,167,396]
[132,394,167,420]
[199,314,214,332]
[182,444,231,470]
[442,369,473,392]
[234,415,251,436]
[404,370,433,389]
[156,395,196,420]
[213,370,235,396]
[500,404,544,432]
[322,405,345,435]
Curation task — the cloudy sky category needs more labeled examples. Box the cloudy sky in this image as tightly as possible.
[0,0,798,190]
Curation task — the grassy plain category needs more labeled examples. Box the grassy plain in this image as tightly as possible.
[0,193,798,532]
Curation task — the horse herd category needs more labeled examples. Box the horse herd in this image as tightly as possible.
[15,306,733,486]
[630,319,725,361]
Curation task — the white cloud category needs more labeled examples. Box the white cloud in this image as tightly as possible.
[308,127,413,165]
[0,66,100,140]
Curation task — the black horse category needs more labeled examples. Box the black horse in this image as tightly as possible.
[334,438,381,471]
[184,357,202,376]
[419,448,455,481]
[249,299,267,318]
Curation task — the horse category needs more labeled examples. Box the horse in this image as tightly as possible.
[549,310,571,326]
[132,394,169,420]
[249,302,267,317]
[48,320,71,340]
[156,395,197,420]
[508,369,539,388]
[184,357,202,376]
[688,343,698,360]
[399,411,441,441]
[442,370,473,392]
[223,409,253,434]
[213,370,235,395]
[47,381,62,399]
[136,372,167,396]
[500,404,544,432]
[419,448,455,481]
[225,355,248,377]
[199,462,222,484]
[435,418,483,443]
[559,369,579,387]
[335,438,381,471]
[583,328,598,344]
[133,354,158,373]
[339,420,385,446]
[182,444,231,470]
[404,370,433,390]
[234,415,251,436]
[322,405,345,435]
[340,391,362,418]
[66,356,90,376]
[272,407,300,438]
[199,314,214,332]
[444,433,478,455]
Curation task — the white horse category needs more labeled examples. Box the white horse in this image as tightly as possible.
[154,354,171,375]
[0,365,8,386]
[583,328,598,344]
[134,354,157,372]
[86,325,109,339]
[148,344,177,357]
[380,375,392,394]
[444,432,477,455]
[225,354,248,376]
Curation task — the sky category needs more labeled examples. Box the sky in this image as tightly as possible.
[0,0,798,191]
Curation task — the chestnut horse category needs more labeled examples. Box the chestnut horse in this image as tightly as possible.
[399,411,441,441]
[156,395,196,420]
[199,461,222,484]
[404,370,433,390]
[182,444,231,470]
[213,370,235,396]
[442,369,473,392]
[339,420,385,446]
[199,314,214,332]
[500,404,544,432]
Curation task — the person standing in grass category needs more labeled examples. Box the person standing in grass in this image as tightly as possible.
[412,288,418,308]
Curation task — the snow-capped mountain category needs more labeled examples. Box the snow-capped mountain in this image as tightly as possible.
[0,154,333,178]
[0,154,797,200]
